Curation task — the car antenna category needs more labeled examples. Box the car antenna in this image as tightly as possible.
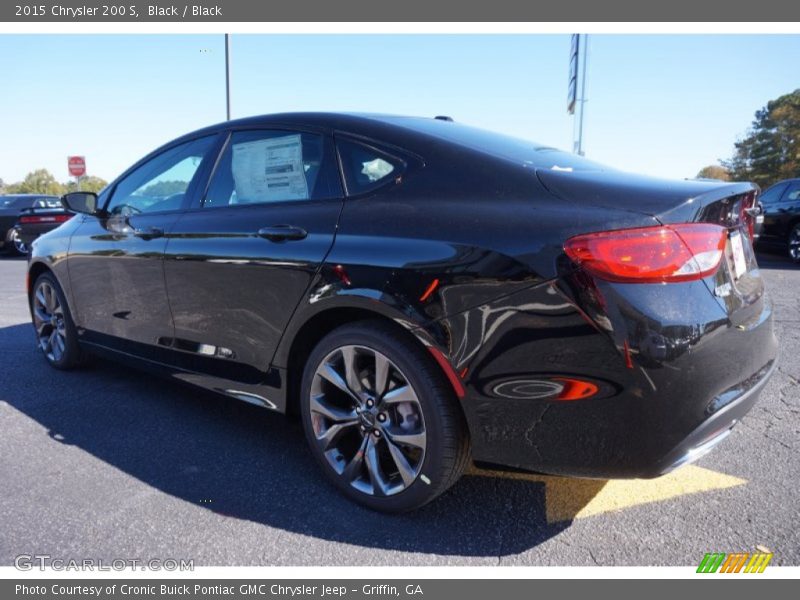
[434,115,454,122]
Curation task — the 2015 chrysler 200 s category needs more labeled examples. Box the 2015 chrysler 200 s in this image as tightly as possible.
[28,113,778,512]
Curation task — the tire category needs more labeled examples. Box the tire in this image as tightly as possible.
[30,272,83,369]
[300,320,470,512]
[788,223,800,264]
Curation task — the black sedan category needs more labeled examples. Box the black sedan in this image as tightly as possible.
[0,194,60,255]
[13,205,74,251]
[754,178,800,263]
[27,113,778,512]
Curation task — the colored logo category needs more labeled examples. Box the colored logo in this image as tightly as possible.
[697,552,772,573]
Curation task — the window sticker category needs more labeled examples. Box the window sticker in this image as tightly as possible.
[231,134,309,203]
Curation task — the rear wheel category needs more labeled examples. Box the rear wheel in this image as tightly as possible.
[31,273,83,369]
[789,223,800,263]
[300,321,470,512]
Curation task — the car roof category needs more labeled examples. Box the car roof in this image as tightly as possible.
[174,112,434,140]
[1,193,60,198]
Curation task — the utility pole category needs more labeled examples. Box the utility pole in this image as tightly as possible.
[225,33,232,120]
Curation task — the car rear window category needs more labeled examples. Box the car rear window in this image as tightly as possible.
[379,116,608,172]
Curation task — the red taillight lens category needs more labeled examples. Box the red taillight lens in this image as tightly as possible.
[564,223,727,283]
[18,214,71,225]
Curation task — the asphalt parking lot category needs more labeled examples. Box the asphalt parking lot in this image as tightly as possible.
[0,251,798,567]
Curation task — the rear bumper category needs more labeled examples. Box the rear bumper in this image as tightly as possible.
[648,358,775,476]
[445,268,778,479]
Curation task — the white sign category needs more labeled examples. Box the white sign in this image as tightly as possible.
[231,134,308,203]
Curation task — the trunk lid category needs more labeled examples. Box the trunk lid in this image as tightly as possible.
[538,168,765,324]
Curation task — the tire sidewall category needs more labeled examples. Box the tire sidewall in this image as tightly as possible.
[300,324,455,512]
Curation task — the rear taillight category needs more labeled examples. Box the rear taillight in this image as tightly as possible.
[564,223,727,283]
[18,214,71,225]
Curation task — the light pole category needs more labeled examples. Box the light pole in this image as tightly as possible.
[575,34,589,156]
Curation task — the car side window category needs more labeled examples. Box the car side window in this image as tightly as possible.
[760,183,788,205]
[106,136,216,216]
[784,184,800,201]
[202,130,341,208]
[336,138,404,196]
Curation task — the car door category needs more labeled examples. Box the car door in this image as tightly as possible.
[758,182,790,243]
[163,127,344,384]
[776,182,800,240]
[67,134,219,352]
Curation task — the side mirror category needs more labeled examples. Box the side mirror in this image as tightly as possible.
[61,192,101,216]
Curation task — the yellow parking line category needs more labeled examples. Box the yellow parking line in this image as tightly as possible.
[467,464,746,523]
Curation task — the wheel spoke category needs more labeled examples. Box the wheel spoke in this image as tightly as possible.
[342,435,369,482]
[364,436,388,497]
[317,363,360,403]
[384,437,417,487]
[33,306,49,324]
[45,285,55,311]
[317,420,359,451]
[35,289,47,311]
[381,384,418,406]
[309,393,357,422]
[47,331,57,357]
[385,429,427,452]
[341,346,364,397]
[55,333,66,354]
[374,352,391,397]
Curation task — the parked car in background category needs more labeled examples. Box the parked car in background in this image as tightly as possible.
[0,194,61,255]
[755,178,800,263]
[26,113,777,511]
[13,204,74,253]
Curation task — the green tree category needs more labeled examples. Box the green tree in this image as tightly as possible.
[724,89,800,188]
[5,169,65,195]
[140,180,187,197]
[65,176,108,194]
[696,165,730,181]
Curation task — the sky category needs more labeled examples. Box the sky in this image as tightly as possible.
[1,34,799,184]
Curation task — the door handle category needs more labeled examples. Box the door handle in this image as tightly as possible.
[132,226,164,240]
[257,225,308,242]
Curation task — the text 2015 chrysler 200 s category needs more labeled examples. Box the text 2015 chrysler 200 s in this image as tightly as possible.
[27,113,777,512]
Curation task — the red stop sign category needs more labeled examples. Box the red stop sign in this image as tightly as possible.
[68,156,86,177]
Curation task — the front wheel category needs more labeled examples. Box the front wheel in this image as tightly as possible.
[789,223,800,264]
[31,272,83,369]
[300,321,470,512]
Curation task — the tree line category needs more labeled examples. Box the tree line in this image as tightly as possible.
[0,169,107,196]
[697,88,799,187]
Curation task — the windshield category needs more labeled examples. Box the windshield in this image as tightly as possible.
[381,116,609,172]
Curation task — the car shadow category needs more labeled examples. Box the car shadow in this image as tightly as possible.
[755,246,797,270]
[0,322,607,558]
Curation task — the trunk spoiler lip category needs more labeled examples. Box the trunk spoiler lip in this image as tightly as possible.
[535,167,760,223]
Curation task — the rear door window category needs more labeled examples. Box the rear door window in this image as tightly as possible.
[202,130,341,208]
[336,138,405,196]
